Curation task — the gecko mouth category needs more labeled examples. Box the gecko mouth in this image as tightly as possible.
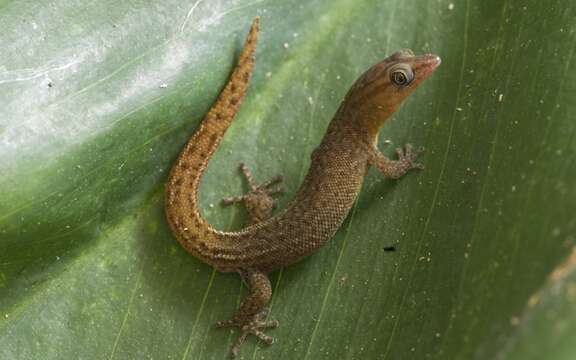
[412,54,441,82]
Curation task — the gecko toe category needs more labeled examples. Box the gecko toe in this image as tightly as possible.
[263,319,279,328]
[221,196,243,206]
[266,186,285,196]
[216,319,236,328]
[252,330,275,344]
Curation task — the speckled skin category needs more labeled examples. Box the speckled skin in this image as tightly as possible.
[164,17,440,357]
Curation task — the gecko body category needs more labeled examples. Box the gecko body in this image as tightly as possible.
[165,18,440,356]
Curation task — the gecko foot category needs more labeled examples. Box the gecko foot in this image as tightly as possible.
[216,310,279,358]
[222,162,284,224]
[396,143,425,171]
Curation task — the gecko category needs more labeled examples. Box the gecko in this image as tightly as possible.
[164,17,440,357]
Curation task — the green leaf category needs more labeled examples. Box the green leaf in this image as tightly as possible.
[1,0,575,359]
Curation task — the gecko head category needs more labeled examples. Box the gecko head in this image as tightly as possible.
[345,49,441,136]
[355,49,441,102]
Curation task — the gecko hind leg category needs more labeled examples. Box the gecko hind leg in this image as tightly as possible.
[222,162,284,224]
[216,269,278,358]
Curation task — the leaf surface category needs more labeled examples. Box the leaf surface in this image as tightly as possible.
[1,0,575,359]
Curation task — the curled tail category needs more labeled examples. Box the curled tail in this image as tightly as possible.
[165,18,259,266]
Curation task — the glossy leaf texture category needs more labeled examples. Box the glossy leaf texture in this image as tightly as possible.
[1,0,575,359]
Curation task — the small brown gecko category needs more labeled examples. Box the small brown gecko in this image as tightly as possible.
[165,17,440,357]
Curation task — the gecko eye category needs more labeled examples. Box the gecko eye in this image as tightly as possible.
[389,65,414,87]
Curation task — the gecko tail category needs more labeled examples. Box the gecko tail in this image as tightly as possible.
[165,17,259,256]
[193,16,259,141]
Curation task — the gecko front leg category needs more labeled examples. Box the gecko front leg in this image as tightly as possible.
[368,143,424,179]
